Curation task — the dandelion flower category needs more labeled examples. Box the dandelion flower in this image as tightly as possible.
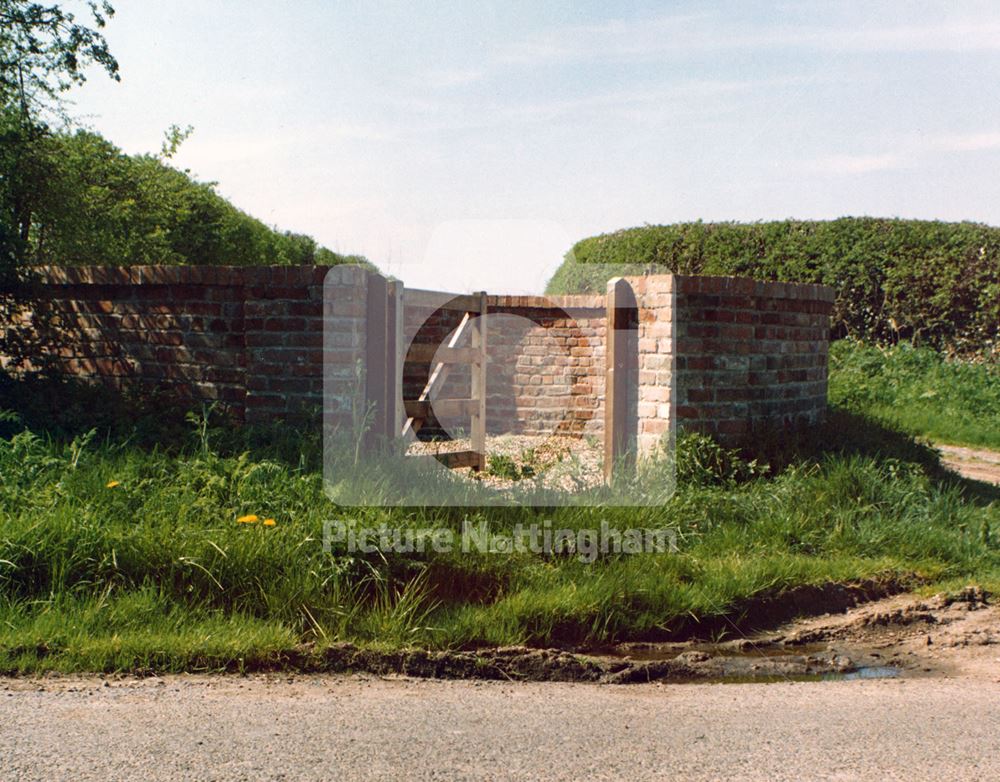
[237,514,259,524]
[106,480,121,489]
[263,518,276,527]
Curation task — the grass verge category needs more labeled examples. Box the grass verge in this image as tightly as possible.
[1,370,999,673]
[830,339,1000,449]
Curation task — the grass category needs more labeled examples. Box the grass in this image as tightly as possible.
[830,339,1000,449]
[1,365,999,674]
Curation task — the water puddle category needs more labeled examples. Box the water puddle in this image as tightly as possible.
[826,665,900,681]
[663,666,902,685]
[593,642,830,663]
[585,642,903,684]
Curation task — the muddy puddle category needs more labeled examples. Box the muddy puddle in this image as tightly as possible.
[592,640,831,662]
[581,642,897,684]
[117,584,987,685]
[644,666,901,685]
[835,666,899,681]
[304,640,892,685]
[566,640,904,684]
[304,602,928,684]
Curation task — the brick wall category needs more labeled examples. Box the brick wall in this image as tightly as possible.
[401,292,605,438]
[488,295,605,436]
[629,274,834,449]
[1,265,368,426]
[2,267,833,454]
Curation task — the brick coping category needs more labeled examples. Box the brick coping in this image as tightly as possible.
[23,267,835,305]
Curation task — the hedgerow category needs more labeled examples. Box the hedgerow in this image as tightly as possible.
[547,218,1000,355]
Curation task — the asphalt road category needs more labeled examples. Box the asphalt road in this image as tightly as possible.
[3,674,1000,781]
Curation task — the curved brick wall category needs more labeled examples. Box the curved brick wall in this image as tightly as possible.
[628,274,834,452]
[402,293,605,437]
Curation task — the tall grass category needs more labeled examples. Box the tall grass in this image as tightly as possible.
[830,340,1000,448]
[1,386,998,671]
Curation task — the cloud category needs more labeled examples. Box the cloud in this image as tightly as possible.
[495,11,1000,66]
[824,21,1000,53]
[488,74,817,124]
[423,67,485,89]
[496,12,715,65]
[930,132,1000,153]
[376,73,824,136]
[805,130,1000,176]
[175,121,400,166]
[808,154,906,175]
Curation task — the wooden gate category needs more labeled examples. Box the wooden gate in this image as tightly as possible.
[400,289,488,470]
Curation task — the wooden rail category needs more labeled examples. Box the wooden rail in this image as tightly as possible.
[405,344,482,364]
[402,291,488,471]
[404,288,484,313]
[404,398,480,418]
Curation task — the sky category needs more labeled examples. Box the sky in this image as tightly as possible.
[71,0,1000,293]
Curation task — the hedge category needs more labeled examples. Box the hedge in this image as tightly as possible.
[546,218,1000,355]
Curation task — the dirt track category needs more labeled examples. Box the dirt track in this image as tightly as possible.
[938,443,1000,486]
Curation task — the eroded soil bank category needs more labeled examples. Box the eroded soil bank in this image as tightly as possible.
[285,584,994,684]
[13,583,987,686]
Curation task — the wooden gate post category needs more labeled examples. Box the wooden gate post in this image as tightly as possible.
[470,291,488,471]
[604,278,636,482]
[386,279,403,441]
[364,273,397,448]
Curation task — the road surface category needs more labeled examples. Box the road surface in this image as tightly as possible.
[3,672,1000,780]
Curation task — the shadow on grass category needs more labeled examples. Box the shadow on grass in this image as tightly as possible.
[742,406,1000,506]
[0,372,324,469]
[0,372,188,445]
[3,373,996,508]
[652,575,916,644]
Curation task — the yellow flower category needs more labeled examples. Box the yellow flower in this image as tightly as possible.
[106,480,121,489]
[263,518,276,527]
[237,514,259,524]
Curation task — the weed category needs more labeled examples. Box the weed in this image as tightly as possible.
[486,453,533,481]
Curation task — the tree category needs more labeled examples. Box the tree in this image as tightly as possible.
[0,4,371,271]
[16,127,372,268]
[0,1,119,268]
[0,1,118,118]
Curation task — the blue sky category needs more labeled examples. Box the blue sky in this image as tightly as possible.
[73,0,1000,292]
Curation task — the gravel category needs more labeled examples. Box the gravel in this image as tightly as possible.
[408,433,603,490]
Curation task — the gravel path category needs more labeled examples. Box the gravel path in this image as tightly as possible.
[408,433,603,490]
[3,673,1000,781]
